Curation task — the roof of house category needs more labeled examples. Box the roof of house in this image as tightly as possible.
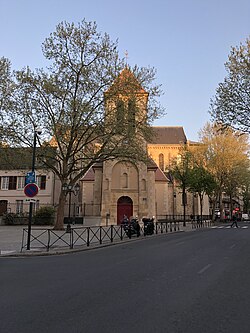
[149,126,187,145]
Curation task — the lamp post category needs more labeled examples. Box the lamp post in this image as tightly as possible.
[62,182,80,232]
[27,128,41,250]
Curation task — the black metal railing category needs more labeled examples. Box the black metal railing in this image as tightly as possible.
[21,219,213,252]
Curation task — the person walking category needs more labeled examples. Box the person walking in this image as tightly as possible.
[231,214,239,228]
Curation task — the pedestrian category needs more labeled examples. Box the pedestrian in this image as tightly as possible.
[231,214,238,228]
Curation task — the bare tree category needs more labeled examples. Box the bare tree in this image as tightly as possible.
[2,20,163,229]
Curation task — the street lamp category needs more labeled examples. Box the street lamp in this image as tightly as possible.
[27,128,42,250]
[63,182,80,232]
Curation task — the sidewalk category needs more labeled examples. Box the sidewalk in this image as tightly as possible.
[0,221,207,257]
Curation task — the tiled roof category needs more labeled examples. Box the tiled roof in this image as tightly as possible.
[149,126,187,145]
[82,168,95,181]
[155,168,168,182]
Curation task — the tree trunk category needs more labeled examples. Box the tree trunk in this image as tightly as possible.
[54,191,66,230]
[200,194,203,223]
[219,192,223,222]
[182,189,186,226]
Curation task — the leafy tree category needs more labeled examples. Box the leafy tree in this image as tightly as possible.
[223,160,250,217]
[0,57,14,132]
[2,20,163,229]
[170,146,193,225]
[210,37,250,134]
[241,170,250,214]
[198,123,249,220]
[187,165,217,221]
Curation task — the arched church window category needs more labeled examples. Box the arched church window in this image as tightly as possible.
[121,172,128,188]
[141,179,146,191]
[159,153,164,171]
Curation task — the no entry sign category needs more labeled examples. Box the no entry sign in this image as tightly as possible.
[24,183,39,198]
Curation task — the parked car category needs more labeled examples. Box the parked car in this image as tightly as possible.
[241,213,249,221]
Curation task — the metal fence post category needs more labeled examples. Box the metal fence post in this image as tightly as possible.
[111,225,113,243]
[87,227,90,246]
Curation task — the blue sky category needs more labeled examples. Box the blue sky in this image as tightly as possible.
[1,0,249,141]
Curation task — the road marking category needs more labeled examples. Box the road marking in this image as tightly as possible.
[198,264,212,274]
[230,244,236,249]
[0,250,16,255]
[175,241,185,246]
[242,226,248,229]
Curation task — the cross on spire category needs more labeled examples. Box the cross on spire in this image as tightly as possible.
[125,50,129,65]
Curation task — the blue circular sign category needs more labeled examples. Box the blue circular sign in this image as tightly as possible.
[24,183,39,197]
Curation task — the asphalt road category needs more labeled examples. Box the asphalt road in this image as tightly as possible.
[1,223,250,333]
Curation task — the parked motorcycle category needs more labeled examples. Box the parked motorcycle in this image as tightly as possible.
[122,216,141,238]
[142,217,155,236]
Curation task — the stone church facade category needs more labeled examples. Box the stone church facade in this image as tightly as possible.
[81,69,209,225]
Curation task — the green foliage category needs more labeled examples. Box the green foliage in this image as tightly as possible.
[187,166,218,198]
[33,206,55,225]
[210,37,250,134]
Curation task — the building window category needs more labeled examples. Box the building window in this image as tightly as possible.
[36,175,46,190]
[16,200,23,214]
[8,176,17,190]
[159,154,164,171]
[1,177,9,190]
[17,176,25,190]
[121,173,128,188]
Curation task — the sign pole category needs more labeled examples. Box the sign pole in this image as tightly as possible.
[27,131,37,250]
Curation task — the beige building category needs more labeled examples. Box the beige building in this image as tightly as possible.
[81,69,210,225]
[0,148,60,216]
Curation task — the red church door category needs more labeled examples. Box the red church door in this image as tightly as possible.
[117,196,133,225]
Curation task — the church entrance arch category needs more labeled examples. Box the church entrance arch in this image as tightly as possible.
[117,196,133,225]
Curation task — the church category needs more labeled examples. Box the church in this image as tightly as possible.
[81,69,209,225]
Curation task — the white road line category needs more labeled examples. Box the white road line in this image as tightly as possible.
[242,226,248,229]
[175,241,185,246]
[230,244,236,249]
[225,226,231,229]
[198,263,212,274]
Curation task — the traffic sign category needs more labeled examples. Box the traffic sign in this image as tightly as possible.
[24,183,39,198]
[25,171,36,185]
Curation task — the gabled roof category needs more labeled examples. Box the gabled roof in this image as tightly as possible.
[150,126,187,145]
[155,168,168,182]
[82,167,95,182]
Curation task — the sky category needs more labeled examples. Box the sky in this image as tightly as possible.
[0,0,249,141]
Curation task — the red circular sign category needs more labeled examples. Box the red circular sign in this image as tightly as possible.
[24,183,39,197]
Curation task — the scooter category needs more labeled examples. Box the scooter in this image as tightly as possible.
[142,217,155,236]
[122,217,141,238]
